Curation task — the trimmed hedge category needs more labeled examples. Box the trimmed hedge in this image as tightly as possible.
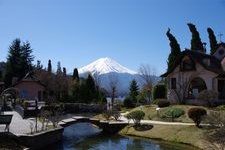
[157,100,170,108]
[164,108,185,118]
[126,110,145,125]
[188,107,207,127]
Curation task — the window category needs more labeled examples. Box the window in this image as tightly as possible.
[181,58,195,71]
[171,78,176,89]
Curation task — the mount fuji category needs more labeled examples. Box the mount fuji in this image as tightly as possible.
[78,57,140,96]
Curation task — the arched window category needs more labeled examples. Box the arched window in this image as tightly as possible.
[188,77,207,98]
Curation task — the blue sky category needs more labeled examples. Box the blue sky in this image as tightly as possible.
[0,0,225,75]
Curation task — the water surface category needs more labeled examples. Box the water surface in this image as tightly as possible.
[47,123,199,150]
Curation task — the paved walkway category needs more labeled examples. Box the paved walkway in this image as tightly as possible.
[0,111,42,136]
[0,111,196,136]
[120,112,195,126]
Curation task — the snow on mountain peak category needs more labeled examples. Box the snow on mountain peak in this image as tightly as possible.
[78,57,137,75]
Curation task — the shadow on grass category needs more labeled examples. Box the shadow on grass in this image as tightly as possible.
[133,124,153,131]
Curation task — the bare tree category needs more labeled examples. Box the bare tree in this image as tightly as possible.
[138,64,157,102]
[170,72,199,104]
[107,73,118,106]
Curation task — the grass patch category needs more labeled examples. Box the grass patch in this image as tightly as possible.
[131,105,210,123]
[120,124,206,149]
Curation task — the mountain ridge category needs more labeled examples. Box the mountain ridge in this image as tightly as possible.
[78,57,139,96]
[78,57,138,75]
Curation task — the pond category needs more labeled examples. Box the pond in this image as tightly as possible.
[46,123,199,150]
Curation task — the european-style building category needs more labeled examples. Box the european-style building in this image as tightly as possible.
[161,43,225,105]
[13,72,46,101]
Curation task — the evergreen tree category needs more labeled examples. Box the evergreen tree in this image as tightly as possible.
[166,28,181,71]
[63,67,66,77]
[36,60,43,70]
[21,41,34,73]
[47,60,52,73]
[187,23,204,51]
[72,68,79,82]
[207,27,218,55]
[4,39,34,87]
[56,61,62,75]
[86,74,96,102]
[129,79,139,105]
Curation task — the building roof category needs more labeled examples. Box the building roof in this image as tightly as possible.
[13,72,45,87]
[161,49,224,77]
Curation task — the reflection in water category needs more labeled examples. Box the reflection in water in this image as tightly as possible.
[46,123,198,150]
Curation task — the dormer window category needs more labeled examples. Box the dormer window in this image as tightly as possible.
[203,58,210,66]
[181,57,195,71]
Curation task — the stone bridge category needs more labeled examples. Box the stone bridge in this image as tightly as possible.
[59,116,129,134]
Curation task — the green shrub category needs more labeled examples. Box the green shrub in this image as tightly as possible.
[126,110,145,125]
[157,100,170,108]
[153,84,166,100]
[163,108,185,121]
[188,107,207,127]
[216,105,225,111]
[22,100,30,108]
[123,97,135,108]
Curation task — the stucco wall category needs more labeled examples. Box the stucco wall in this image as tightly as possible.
[14,81,45,101]
[166,61,218,103]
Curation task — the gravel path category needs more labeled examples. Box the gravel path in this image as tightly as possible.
[120,112,195,126]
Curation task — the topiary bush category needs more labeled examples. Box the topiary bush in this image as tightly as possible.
[188,107,207,128]
[163,108,185,121]
[157,100,170,108]
[153,84,166,100]
[215,105,225,111]
[126,110,145,125]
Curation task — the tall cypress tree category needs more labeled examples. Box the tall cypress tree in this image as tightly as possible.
[47,60,52,73]
[207,27,218,55]
[187,23,204,51]
[166,28,181,71]
[63,67,67,77]
[72,68,80,82]
[56,61,62,75]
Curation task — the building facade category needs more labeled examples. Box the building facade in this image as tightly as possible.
[161,43,225,104]
[13,72,46,101]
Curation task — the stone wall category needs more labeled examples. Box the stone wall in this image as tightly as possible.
[64,103,107,113]
[18,127,64,150]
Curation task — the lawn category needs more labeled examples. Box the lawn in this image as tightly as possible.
[94,104,223,149]
[131,104,210,123]
[119,124,207,150]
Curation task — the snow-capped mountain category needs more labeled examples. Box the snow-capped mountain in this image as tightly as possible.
[78,57,139,96]
[79,57,137,75]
